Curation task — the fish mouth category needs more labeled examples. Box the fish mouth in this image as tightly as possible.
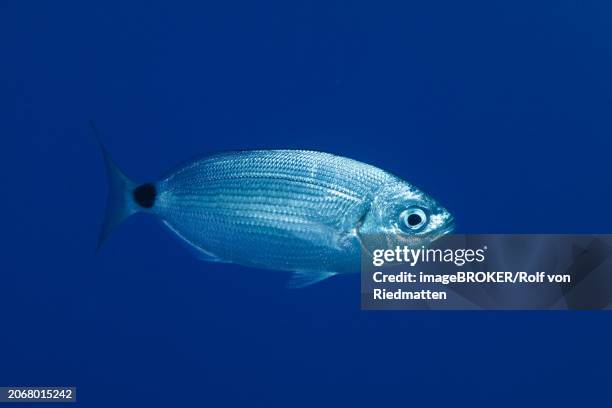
[436,219,455,238]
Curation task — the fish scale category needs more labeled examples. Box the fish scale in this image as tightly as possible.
[153,150,391,271]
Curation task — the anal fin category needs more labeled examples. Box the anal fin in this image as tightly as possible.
[286,271,337,289]
[162,220,229,263]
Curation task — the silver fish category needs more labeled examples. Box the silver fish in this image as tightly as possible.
[97,135,454,287]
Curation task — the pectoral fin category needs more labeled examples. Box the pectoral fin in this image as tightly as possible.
[286,271,337,289]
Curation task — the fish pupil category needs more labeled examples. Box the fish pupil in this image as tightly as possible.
[133,183,156,209]
[407,213,422,226]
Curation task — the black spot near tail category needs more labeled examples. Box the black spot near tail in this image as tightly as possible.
[133,183,156,209]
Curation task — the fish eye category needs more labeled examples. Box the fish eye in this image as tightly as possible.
[400,207,427,231]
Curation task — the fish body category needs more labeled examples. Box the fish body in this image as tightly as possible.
[97,143,454,287]
[155,150,390,274]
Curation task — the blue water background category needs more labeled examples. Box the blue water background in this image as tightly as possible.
[2,1,612,406]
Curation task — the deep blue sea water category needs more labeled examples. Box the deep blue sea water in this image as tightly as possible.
[2,1,612,406]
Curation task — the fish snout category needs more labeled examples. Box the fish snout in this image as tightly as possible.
[438,212,455,236]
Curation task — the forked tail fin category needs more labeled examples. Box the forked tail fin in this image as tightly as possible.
[91,121,139,251]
